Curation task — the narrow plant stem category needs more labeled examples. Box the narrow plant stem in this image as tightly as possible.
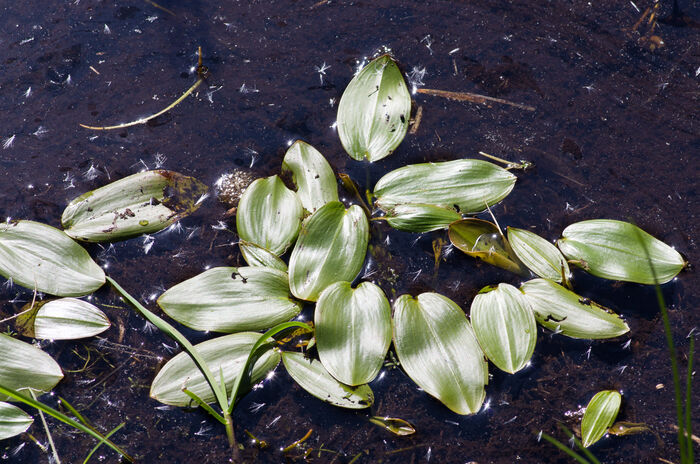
[182,388,226,425]
[83,422,125,464]
[684,336,694,463]
[223,410,240,462]
[539,432,591,464]
[31,390,61,464]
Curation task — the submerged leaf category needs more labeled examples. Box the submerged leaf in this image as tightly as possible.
[282,141,338,213]
[150,332,280,406]
[369,416,416,436]
[239,240,288,271]
[507,227,570,283]
[0,334,63,401]
[0,221,105,296]
[337,55,411,162]
[448,219,525,275]
[557,219,686,284]
[393,293,488,415]
[16,298,110,340]
[158,267,302,333]
[0,402,33,440]
[62,170,207,242]
[315,281,391,385]
[520,279,629,339]
[282,352,374,409]
[581,390,622,447]
[470,284,536,374]
[383,204,462,233]
[374,159,516,213]
[288,202,369,301]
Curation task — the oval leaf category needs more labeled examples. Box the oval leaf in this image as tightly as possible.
[374,159,516,213]
[393,293,488,415]
[62,170,208,242]
[315,281,391,385]
[158,267,302,333]
[337,55,411,162]
[470,284,536,374]
[16,298,110,340]
[520,279,629,339]
[383,204,462,233]
[0,402,33,440]
[557,219,686,284]
[236,175,303,256]
[239,240,288,271]
[281,352,374,409]
[507,227,571,282]
[448,219,526,275]
[288,202,369,301]
[0,221,105,296]
[0,334,63,400]
[369,416,416,436]
[581,390,622,447]
[150,332,280,406]
[282,141,338,213]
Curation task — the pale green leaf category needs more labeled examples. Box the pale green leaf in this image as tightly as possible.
[369,416,416,436]
[236,175,303,256]
[393,293,488,415]
[557,219,686,284]
[448,219,526,275]
[239,240,288,271]
[0,334,63,401]
[281,352,374,409]
[158,267,301,333]
[281,140,338,212]
[383,204,462,233]
[0,221,105,297]
[62,170,207,242]
[315,281,391,385]
[337,55,411,162]
[581,390,622,447]
[470,284,536,374]
[0,402,33,440]
[508,227,570,282]
[150,332,280,406]
[288,202,369,301]
[520,279,629,339]
[374,159,516,213]
[16,298,110,340]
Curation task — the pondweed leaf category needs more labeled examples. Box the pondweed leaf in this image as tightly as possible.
[16,298,110,340]
[282,140,338,213]
[557,219,686,284]
[393,293,488,415]
[507,227,571,283]
[239,240,288,271]
[158,266,302,333]
[315,281,391,385]
[470,284,536,374]
[369,416,416,436]
[0,220,105,296]
[62,170,207,242]
[581,390,622,447]
[0,401,33,440]
[448,219,526,275]
[0,334,63,401]
[374,159,516,213]
[337,55,411,162]
[383,203,462,233]
[281,352,374,409]
[520,278,629,339]
[236,175,303,256]
[288,201,368,301]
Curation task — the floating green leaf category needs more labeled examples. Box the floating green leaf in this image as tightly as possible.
[62,170,207,242]
[383,204,462,233]
[236,175,303,256]
[0,401,33,440]
[158,267,301,333]
[557,219,686,284]
[0,221,105,297]
[288,202,368,301]
[448,219,525,275]
[150,332,280,407]
[0,334,63,400]
[374,159,516,213]
[281,140,338,212]
[239,240,288,271]
[16,298,110,340]
[520,279,629,339]
[393,293,488,415]
[581,390,622,447]
[281,352,374,409]
[369,416,416,436]
[315,281,391,385]
[470,284,536,374]
[508,227,570,283]
[337,55,411,162]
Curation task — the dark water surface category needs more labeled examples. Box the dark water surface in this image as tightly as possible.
[1,1,698,463]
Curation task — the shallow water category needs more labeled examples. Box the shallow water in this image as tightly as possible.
[1,1,698,463]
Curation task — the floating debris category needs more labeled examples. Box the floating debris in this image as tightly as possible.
[417,88,535,111]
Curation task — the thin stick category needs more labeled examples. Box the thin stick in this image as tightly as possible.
[282,428,313,452]
[144,0,176,16]
[417,88,535,111]
[409,105,423,134]
[30,390,61,464]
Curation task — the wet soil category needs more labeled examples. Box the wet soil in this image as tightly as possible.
[1,1,698,463]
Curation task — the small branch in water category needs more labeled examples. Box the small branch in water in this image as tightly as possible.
[417,88,535,111]
[282,428,313,453]
[144,0,176,16]
[409,105,423,134]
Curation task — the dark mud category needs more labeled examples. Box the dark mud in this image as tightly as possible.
[0,1,698,463]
